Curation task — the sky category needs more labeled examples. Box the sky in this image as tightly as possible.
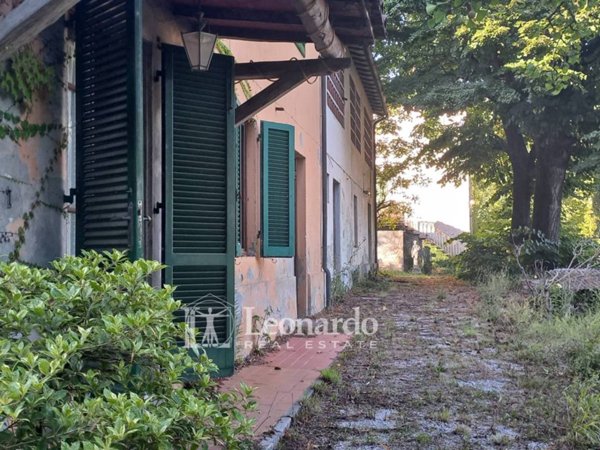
[384,111,471,233]
[402,168,471,232]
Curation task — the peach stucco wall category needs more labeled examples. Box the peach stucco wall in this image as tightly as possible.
[141,3,326,360]
[222,40,326,359]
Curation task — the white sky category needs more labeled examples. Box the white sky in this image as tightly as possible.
[382,112,471,233]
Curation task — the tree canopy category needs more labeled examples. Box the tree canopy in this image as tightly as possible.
[377,0,600,241]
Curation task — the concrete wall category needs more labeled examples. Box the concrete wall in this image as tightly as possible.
[325,66,377,287]
[0,25,68,266]
[377,230,404,271]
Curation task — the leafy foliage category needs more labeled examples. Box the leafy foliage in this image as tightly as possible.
[378,0,600,240]
[451,233,517,281]
[376,109,427,229]
[0,46,54,108]
[0,251,255,449]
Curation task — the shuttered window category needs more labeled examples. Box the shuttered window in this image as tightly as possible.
[163,46,236,376]
[261,121,295,258]
[75,0,143,257]
[349,77,362,151]
[327,71,345,127]
[363,107,374,166]
[235,124,244,256]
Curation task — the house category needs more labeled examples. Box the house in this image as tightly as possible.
[0,0,386,375]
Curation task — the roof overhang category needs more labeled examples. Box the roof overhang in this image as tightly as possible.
[170,0,386,46]
[0,0,387,115]
[171,0,387,115]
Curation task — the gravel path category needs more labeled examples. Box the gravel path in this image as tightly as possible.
[278,276,556,449]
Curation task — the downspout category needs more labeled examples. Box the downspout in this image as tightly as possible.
[321,76,332,307]
[294,0,346,58]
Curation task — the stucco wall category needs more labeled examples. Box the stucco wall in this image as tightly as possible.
[325,66,377,287]
[377,230,404,271]
[0,25,67,266]
[223,39,326,359]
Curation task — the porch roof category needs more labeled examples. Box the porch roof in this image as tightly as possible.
[170,0,386,45]
[0,0,387,116]
[170,0,387,116]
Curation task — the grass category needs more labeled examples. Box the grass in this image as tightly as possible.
[477,272,600,448]
[414,432,432,444]
[434,408,451,423]
[566,377,600,447]
[320,367,341,385]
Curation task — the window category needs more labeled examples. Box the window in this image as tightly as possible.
[353,195,358,247]
[327,71,345,126]
[349,77,362,151]
[363,108,374,166]
[261,121,296,257]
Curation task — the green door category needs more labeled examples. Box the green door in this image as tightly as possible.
[75,0,143,257]
[163,46,236,376]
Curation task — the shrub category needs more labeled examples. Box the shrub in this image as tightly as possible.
[452,234,517,282]
[0,251,255,449]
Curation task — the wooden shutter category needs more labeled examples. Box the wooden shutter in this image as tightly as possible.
[261,121,295,258]
[163,46,235,376]
[235,124,243,256]
[75,0,143,257]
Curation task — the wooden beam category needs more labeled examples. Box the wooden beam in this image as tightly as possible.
[235,56,352,125]
[234,57,351,80]
[0,0,80,63]
[209,25,371,46]
[235,71,305,126]
[207,26,310,43]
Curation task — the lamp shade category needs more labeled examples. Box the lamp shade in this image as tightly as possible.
[181,30,218,71]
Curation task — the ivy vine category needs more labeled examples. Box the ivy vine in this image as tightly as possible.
[0,46,63,263]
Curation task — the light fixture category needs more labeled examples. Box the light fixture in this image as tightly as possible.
[181,12,217,71]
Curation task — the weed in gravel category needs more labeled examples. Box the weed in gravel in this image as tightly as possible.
[321,367,341,385]
[414,432,432,444]
[434,408,451,423]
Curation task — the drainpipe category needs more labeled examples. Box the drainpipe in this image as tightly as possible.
[321,76,332,307]
[294,0,346,58]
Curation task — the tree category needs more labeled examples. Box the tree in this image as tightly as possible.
[375,109,427,229]
[377,0,600,241]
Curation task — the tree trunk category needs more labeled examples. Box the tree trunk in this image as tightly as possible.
[503,122,533,231]
[531,134,571,242]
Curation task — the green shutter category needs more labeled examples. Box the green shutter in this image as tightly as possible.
[235,124,243,256]
[75,0,143,258]
[163,46,235,376]
[261,121,295,258]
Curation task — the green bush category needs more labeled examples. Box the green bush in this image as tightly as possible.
[0,251,254,449]
[451,234,517,282]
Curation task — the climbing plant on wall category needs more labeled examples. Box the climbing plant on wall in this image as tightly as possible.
[0,45,63,263]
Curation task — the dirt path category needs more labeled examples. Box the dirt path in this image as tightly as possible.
[278,276,553,450]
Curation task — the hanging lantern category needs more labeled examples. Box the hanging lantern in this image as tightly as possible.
[181,13,217,71]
